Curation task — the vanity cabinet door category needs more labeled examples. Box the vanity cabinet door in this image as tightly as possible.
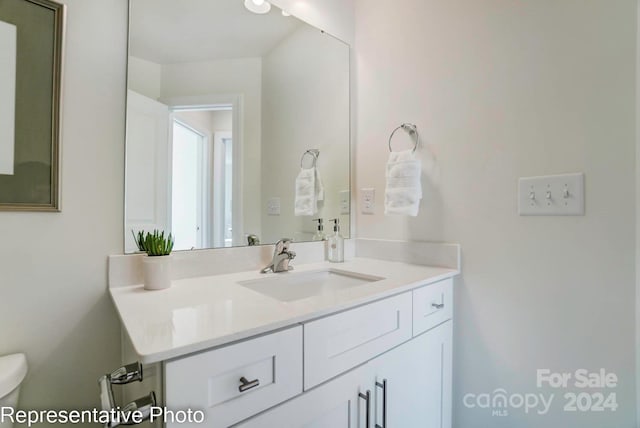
[235,363,370,428]
[237,321,453,428]
[371,321,452,428]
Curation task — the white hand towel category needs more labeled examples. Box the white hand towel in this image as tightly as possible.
[385,150,422,216]
[295,167,317,216]
[315,167,324,202]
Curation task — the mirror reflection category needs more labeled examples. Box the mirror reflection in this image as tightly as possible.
[0,19,16,176]
[125,0,351,253]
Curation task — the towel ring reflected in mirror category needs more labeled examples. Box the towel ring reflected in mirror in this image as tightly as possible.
[388,123,419,153]
[300,149,320,168]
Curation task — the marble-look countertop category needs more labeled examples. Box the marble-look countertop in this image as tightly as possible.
[109,257,458,363]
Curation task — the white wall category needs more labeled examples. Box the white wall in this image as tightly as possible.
[261,25,350,244]
[0,0,126,423]
[127,56,161,100]
[210,110,232,132]
[174,110,232,137]
[271,0,354,46]
[0,0,351,422]
[174,110,215,136]
[355,0,636,427]
[161,58,263,242]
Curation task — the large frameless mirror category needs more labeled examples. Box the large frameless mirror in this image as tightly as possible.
[125,0,350,252]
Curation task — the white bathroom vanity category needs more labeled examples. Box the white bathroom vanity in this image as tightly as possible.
[108,240,459,427]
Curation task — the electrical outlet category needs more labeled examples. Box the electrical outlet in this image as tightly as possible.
[267,197,281,216]
[339,190,350,215]
[361,188,375,214]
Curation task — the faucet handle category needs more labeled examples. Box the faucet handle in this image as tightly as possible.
[275,238,292,253]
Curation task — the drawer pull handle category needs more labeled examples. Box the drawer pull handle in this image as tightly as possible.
[238,377,260,392]
[359,390,371,428]
[375,379,387,428]
[432,303,444,309]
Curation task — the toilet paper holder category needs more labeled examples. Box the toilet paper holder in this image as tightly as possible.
[98,362,156,427]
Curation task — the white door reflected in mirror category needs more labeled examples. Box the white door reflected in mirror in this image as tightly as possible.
[171,120,206,251]
[213,131,234,248]
[0,20,16,176]
[170,108,235,251]
[124,93,239,253]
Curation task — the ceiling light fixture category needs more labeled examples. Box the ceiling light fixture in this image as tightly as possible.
[244,0,271,14]
[281,10,290,16]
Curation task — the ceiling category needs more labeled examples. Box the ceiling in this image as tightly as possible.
[129,0,303,64]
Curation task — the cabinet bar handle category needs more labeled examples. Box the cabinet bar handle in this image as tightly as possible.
[432,303,444,309]
[359,390,371,428]
[239,376,260,392]
[375,379,387,428]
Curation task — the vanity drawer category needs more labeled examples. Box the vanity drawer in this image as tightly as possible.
[412,278,453,336]
[164,326,302,428]
[303,292,412,390]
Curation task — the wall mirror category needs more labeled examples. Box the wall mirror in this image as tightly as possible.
[0,0,64,211]
[125,0,350,252]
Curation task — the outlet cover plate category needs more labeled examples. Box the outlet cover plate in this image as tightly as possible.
[267,197,281,216]
[361,188,375,215]
[339,190,350,215]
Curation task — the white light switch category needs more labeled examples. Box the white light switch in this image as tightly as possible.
[518,173,584,216]
[339,190,350,215]
[361,188,375,215]
[267,197,281,216]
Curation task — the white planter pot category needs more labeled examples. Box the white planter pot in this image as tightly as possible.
[142,255,173,290]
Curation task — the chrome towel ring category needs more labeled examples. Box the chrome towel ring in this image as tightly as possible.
[388,123,419,153]
[300,149,320,168]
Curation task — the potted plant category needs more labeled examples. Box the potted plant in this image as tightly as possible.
[131,230,147,253]
[137,230,174,290]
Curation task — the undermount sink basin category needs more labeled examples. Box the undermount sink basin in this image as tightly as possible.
[238,269,385,302]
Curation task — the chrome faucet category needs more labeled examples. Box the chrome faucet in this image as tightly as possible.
[261,238,296,273]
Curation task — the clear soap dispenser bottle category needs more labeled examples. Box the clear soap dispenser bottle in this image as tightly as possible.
[312,218,326,241]
[327,218,344,263]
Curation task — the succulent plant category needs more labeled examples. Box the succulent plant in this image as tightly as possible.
[143,230,174,256]
[131,230,148,252]
[132,229,174,256]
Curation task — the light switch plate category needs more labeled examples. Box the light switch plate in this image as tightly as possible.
[267,197,281,216]
[339,190,350,215]
[518,173,585,216]
[361,188,375,215]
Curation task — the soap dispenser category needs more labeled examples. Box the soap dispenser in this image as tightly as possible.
[312,218,326,241]
[327,218,344,263]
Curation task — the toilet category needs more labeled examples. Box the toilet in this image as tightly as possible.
[0,354,27,428]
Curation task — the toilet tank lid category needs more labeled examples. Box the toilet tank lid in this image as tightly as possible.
[0,354,27,397]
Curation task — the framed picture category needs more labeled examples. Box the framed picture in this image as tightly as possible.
[0,0,64,211]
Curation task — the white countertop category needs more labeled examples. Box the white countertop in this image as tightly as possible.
[110,257,458,364]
